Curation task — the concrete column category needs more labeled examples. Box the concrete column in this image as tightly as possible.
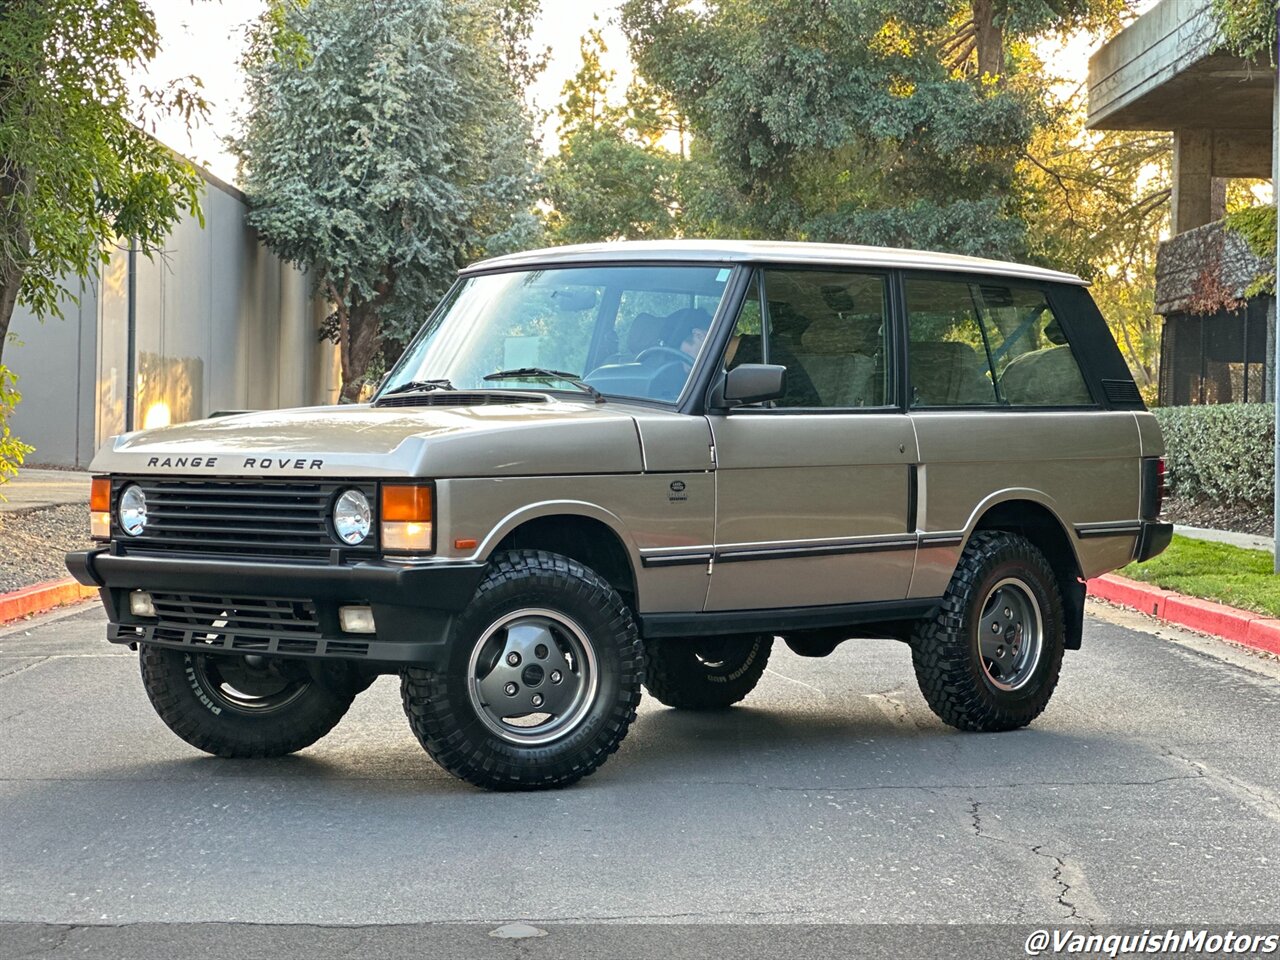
[1172,129,1216,233]
[1271,59,1279,569]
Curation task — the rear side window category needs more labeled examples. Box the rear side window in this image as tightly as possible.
[905,277,1093,408]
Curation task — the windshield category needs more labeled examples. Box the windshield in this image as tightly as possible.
[380,264,736,404]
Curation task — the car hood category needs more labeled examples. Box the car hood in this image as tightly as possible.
[90,398,649,478]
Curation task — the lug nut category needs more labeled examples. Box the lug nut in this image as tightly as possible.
[990,622,1000,633]
[531,694,544,708]
[550,670,562,683]
[506,652,521,666]
[504,682,518,696]
[1004,607,1012,617]
[535,643,549,659]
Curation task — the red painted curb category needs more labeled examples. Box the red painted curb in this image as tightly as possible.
[1087,573,1279,658]
[0,578,97,624]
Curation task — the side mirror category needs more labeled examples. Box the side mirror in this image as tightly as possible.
[709,363,787,409]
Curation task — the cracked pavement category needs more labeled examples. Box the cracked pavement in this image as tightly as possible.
[1,600,1278,956]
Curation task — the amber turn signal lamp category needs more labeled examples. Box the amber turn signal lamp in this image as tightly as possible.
[90,477,111,539]
[381,484,434,552]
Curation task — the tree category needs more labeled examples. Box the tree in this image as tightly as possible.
[619,0,1131,256]
[231,0,541,402]
[0,0,205,482]
[1020,82,1170,396]
[543,26,682,243]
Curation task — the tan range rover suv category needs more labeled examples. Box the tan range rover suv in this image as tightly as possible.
[66,240,1171,790]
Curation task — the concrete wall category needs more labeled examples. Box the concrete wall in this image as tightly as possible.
[6,169,339,468]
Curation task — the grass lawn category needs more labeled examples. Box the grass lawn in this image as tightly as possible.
[1119,534,1280,618]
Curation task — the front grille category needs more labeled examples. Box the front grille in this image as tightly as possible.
[116,478,377,562]
[132,592,370,658]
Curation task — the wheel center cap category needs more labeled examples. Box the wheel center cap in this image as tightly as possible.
[521,664,545,687]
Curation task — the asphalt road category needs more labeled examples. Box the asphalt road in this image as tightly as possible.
[2,601,1278,958]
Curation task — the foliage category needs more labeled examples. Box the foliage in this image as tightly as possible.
[1152,403,1274,504]
[494,0,550,96]
[1224,204,1277,297]
[543,27,682,243]
[0,0,206,369]
[0,366,34,497]
[1122,535,1280,618]
[1212,0,1278,62]
[610,0,1130,256]
[231,0,541,401]
[1017,77,1169,396]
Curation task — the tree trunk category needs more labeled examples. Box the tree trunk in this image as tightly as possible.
[0,261,20,370]
[0,158,30,370]
[340,303,383,403]
[972,0,1004,82]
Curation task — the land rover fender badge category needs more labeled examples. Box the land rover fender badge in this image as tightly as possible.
[668,479,688,502]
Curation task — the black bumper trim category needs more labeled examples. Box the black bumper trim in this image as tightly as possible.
[108,622,452,666]
[1134,521,1173,563]
[66,549,488,668]
[66,549,486,611]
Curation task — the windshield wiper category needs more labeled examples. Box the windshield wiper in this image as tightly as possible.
[381,378,455,397]
[483,368,605,404]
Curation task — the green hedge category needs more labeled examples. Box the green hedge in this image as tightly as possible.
[1152,403,1274,504]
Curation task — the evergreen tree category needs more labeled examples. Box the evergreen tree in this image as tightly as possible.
[231,0,540,401]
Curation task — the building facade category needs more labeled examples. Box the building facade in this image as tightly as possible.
[6,164,338,468]
[1087,0,1276,406]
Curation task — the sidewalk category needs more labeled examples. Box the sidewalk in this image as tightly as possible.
[0,468,91,513]
[1174,524,1273,554]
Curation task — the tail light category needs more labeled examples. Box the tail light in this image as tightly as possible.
[1140,457,1165,520]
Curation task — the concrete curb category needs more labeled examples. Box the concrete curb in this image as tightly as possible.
[0,578,97,625]
[1087,573,1280,656]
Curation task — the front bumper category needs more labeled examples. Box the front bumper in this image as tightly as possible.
[1134,521,1174,563]
[66,549,488,668]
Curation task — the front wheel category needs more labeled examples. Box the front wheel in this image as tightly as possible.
[139,647,356,757]
[910,531,1065,732]
[400,550,643,790]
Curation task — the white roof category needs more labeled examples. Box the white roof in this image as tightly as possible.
[466,239,1087,286]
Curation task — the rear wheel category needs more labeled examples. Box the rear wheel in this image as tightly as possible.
[644,634,773,710]
[139,647,356,757]
[400,550,643,790]
[910,531,1065,732]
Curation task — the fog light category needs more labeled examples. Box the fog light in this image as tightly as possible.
[339,605,376,634]
[129,591,156,618]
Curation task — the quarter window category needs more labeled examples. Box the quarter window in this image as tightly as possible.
[905,277,1093,407]
[725,269,892,408]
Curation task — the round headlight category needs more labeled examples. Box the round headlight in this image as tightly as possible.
[119,484,148,537]
[333,489,371,545]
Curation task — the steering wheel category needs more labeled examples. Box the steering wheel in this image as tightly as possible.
[635,346,693,366]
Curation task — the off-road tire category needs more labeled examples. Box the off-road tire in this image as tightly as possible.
[139,647,356,758]
[400,550,643,791]
[910,531,1065,732]
[644,634,773,710]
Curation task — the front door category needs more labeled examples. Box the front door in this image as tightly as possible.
[705,267,917,612]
